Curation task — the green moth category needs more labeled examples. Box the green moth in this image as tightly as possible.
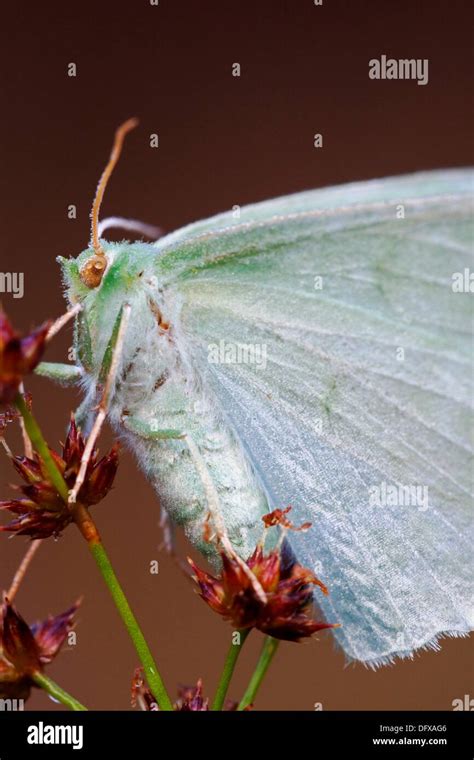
[39,120,473,666]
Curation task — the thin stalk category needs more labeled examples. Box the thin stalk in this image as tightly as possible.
[83,523,173,711]
[211,629,250,711]
[32,671,87,711]
[237,636,280,710]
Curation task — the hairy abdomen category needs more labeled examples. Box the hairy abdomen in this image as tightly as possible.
[110,360,271,561]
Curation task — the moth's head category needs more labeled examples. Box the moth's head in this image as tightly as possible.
[61,241,154,300]
[59,240,157,374]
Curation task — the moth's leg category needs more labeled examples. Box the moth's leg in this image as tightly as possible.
[46,303,82,342]
[35,303,84,385]
[98,216,162,241]
[122,413,267,602]
[35,362,83,385]
[68,304,132,504]
[121,415,185,441]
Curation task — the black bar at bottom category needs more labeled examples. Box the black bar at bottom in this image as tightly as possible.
[0,710,471,756]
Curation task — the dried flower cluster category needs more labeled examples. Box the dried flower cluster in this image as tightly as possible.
[0,417,118,538]
[189,509,338,641]
[0,597,79,700]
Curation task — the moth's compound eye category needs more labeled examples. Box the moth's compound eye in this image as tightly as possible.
[80,254,107,288]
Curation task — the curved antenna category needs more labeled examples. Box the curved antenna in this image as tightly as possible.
[80,118,139,288]
[90,117,139,254]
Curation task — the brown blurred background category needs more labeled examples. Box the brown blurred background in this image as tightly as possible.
[1,0,472,710]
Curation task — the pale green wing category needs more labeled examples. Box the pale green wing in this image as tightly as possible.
[154,170,474,665]
[154,168,473,250]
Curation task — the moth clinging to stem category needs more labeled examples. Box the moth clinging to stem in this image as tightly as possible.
[37,118,473,667]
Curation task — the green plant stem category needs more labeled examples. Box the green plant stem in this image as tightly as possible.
[237,636,280,710]
[14,393,173,711]
[14,393,69,502]
[32,671,87,711]
[212,629,250,711]
[87,537,173,711]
